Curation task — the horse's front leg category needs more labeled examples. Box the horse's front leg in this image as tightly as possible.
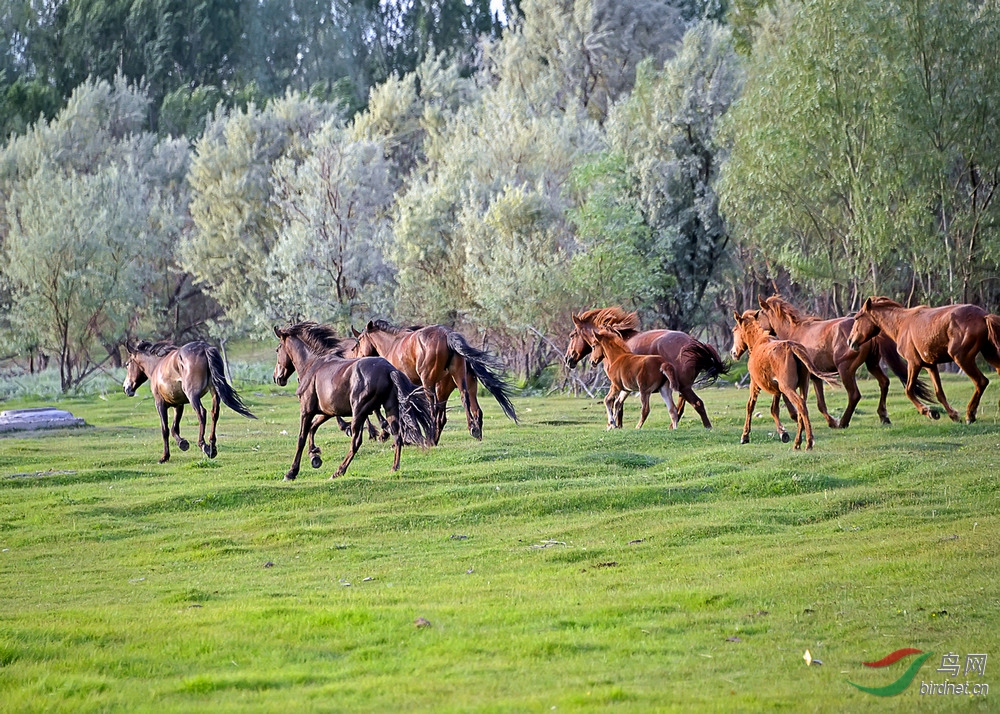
[284,410,313,481]
[864,354,892,425]
[903,363,940,420]
[924,364,959,421]
[635,390,651,429]
[741,384,760,444]
[170,403,189,451]
[307,413,333,468]
[603,386,620,429]
[156,399,171,463]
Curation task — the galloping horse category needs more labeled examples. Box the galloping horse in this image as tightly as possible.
[847,297,1000,423]
[756,295,932,428]
[731,311,839,449]
[273,323,435,480]
[123,341,256,463]
[574,319,679,430]
[352,320,517,444]
[565,307,728,428]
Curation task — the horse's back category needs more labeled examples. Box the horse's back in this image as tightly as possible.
[629,330,694,362]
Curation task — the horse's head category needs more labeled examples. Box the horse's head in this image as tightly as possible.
[847,297,881,350]
[122,343,149,397]
[273,326,295,386]
[352,323,379,357]
[566,316,594,368]
[730,310,762,360]
[754,296,778,333]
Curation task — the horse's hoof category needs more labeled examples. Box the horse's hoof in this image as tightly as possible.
[780,432,790,443]
[739,435,750,444]
[202,444,214,458]
[178,439,190,451]
[880,417,892,426]
[208,444,218,459]
[311,455,323,469]
[793,443,801,450]
[330,472,344,480]
[283,473,297,481]
[159,456,169,464]
[928,408,941,420]
[379,432,391,442]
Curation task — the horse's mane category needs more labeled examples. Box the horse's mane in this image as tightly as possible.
[134,340,178,357]
[866,296,904,309]
[593,327,629,349]
[575,307,641,335]
[283,322,355,356]
[761,295,815,325]
[367,319,411,336]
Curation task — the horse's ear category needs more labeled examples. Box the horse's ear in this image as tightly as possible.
[366,319,375,331]
[863,296,873,311]
[733,310,741,323]
[124,340,135,355]
[758,295,767,310]
[273,325,282,338]
[351,326,361,338]
[572,314,583,327]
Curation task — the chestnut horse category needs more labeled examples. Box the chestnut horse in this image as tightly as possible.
[756,295,932,428]
[353,320,517,444]
[731,311,839,449]
[123,340,256,463]
[848,297,1000,423]
[575,320,679,430]
[565,307,728,428]
[273,323,434,480]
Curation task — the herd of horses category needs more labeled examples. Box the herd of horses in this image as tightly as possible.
[121,295,1000,475]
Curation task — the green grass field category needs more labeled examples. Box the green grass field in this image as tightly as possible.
[1,374,998,712]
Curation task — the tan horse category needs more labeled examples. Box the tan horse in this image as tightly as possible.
[756,295,933,427]
[123,340,256,463]
[574,320,679,430]
[731,311,839,450]
[847,297,1000,423]
[565,307,728,428]
[353,320,517,444]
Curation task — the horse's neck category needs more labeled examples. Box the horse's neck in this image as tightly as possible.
[869,305,909,339]
[768,312,802,340]
[287,337,319,373]
[366,330,400,356]
[136,353,164,376]
[743,327,771,351]
[596,337,629,362]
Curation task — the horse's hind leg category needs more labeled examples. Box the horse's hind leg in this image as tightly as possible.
[636,390,652,429]
[206,391,220,458]
[156,399,171,463]
[770,393,790,443]
[187,393,211,457]
[679,386,711,428]
[463,371,484,441]
[925,364,961,422]
[659,385,680,429]
[953,353,989,424]
[782,387,811,449]
[171,403,189,451]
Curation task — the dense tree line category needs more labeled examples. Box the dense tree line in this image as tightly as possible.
[1,0,999,391]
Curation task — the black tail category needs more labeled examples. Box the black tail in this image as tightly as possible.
[206,347,257,419]
[683,340,731,388]
[391,371,435,446]
[446,332,518,423]
[875,336,934,402]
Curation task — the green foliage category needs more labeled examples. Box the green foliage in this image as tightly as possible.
[182,94,342,333]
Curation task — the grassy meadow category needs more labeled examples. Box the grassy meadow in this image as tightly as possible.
[0,371,998,712]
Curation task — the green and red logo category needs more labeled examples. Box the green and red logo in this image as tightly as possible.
[847,648,934,696]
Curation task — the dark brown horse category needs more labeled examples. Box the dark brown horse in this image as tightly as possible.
[848,297,1000,423]
[273,323,435,480]
[352,320,517,444]
[575,320,679,430]
[123,341,256,462]
[731,311,839,449]
[565,307,728,428]
[755,295,932,428]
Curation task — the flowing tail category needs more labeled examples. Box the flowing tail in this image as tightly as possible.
[683,340,731,388]
[390,371,435,446]
[446,332,518,423]
[874,334,933,402]
[788,342,840,388]
[986,314,1000,361]
[206,347,257,419]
